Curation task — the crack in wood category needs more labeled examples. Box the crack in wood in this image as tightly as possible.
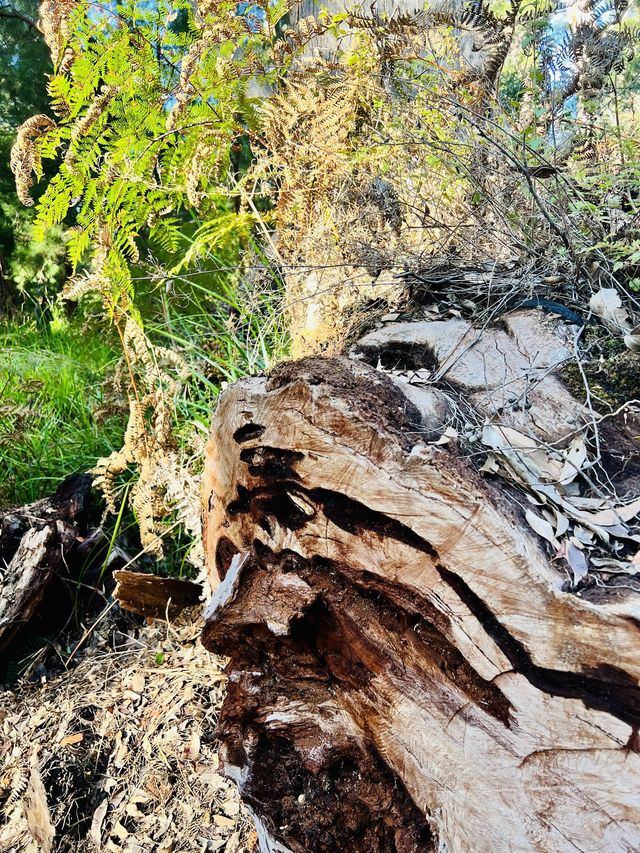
[228,465,640,728]
[437,564,640,729]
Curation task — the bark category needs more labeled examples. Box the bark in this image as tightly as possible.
[201,309,640,853]
[113,570,202,619]
[0,475,124,658]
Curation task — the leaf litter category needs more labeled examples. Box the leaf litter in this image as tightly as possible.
[481,423,640,591]
[0,609,255,853]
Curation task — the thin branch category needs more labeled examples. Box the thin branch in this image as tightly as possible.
[0,4,39,31]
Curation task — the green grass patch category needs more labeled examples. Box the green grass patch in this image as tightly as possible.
[0,314,126,507]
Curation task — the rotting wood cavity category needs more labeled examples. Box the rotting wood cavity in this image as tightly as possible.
[227,483,313,530]
[290,563,514,728]
[233,422,266,444]
[311,488,640,727]
[356,340,438,372]
[205,552,435,852]
[238,731,434,853]
[224,477,640,727]
[215,536,238,580]
[239,446,304,480]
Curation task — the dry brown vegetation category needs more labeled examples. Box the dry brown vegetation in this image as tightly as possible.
[0,610,253,853]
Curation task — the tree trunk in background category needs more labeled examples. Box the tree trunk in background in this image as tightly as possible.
[201,307,640,852]
[290,0,486,74]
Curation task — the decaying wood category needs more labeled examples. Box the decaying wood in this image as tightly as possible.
[0,475,94,654]
[113,569,202,619]
[0,474,124,658]
[355,310,584,442]
[201,309,640,852]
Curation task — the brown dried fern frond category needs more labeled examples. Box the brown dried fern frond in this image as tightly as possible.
[92,315,191,558]
[10,115,57,207]
[185,137,219,209]
[62,270,107,301]
[39,0,77,66]
[62,238,109,300]
[166,37,208,131]
[273,15,331,64]
[258,77,358,236]
[64,84,118,171]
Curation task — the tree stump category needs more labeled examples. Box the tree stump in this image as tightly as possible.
[201,309,640,852]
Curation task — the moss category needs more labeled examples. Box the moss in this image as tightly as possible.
[562,350,640,409]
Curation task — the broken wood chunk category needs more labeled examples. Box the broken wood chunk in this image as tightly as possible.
[113,570,203,619]
[0,474,97,655]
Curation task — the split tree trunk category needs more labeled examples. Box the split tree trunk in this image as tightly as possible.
[201,309,640,852]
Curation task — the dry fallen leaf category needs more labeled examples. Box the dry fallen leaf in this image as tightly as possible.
[565,541,589,584]
[589,288,630,331]
[525,510,558,545]
[590,557,638,573]
[225,831,241,853]
[223,800,240,817]
[60,733,84,746]
[187,729,201,762]
[433,426,458,446]
[90,798,109,848]
[553,510,570,537]
[584,496,640,526]
[24,767,55,853]
[130,673,145,694]
[559,436,588,485]
[482,424,565,485]
[112,819,129,841]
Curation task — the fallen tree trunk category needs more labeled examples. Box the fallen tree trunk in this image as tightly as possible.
[201,309,640,852]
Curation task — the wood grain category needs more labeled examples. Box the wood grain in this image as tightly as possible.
[202,317,640,852]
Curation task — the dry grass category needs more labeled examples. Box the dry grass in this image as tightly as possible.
[0,610,254,853]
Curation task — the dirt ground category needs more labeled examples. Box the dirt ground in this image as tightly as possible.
[0,608,254,853]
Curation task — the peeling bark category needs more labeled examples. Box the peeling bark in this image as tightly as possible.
[202,311,640,852]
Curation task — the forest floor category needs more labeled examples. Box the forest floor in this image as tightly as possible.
[0,608,254,853]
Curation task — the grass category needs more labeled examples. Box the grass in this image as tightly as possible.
[0,312,126,507]
[138,266,290,574]
[148,271,289,429]
[0,258,289,566]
